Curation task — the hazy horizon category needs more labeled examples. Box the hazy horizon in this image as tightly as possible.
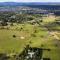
[0,0,60,2]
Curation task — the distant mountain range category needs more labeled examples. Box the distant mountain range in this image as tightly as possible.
[0,2,60,6]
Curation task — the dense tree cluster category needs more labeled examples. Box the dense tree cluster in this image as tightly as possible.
[0,12,36,25]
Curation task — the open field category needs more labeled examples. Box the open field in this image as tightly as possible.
[0,15,60,60]
[0,23,48,53]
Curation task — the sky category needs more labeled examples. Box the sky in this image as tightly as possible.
[0,0,60,2]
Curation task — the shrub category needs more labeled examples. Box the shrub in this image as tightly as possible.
[31,34,36,37]
[13,35,16,38]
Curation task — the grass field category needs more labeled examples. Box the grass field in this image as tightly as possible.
[0,24,48,53]
[0,16,60,60]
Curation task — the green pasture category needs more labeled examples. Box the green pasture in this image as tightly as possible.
[0,16,60,60]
